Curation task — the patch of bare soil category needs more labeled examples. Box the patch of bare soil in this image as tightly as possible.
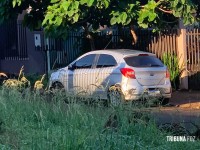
[170,90,200,109]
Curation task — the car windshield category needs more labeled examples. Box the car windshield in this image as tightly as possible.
[124,55,164,67]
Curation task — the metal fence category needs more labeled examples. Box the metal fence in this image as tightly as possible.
[0,20,28,60]
[47,32,83,69]
[46,28,179,70]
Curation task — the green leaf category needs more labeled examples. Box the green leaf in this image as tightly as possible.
[120,12,127,24]
[148,12,156,21]
[176,3,183,12]
[128,4,135,11]
[55,17,62,26]
[172,0,179,7]
[87,0,94,7]
[111,11,120,17]
[147,0,157,10]
[152,29,157,32]
[62,1,70,11]
[51,0,60,3]
[110,17,117,25]
[80,0,88,5]
[186,5,191,13]
[125,17,131,25]
[18,0,21,6]
[72,1,79,10]
[173,10,181,17]
[103,0,109,8]
[180,0,185,4]
[139,23,148,28]
[12,0,16,7]
[42,13,54,25]
[73,13,79,22]
[191,16,195,23]
[141,10,149,19]
[183,18,189,25]
[68,10,74,17]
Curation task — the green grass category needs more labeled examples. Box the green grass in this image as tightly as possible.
[0,88,199,150]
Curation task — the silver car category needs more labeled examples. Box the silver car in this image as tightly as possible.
[49,49,171,105]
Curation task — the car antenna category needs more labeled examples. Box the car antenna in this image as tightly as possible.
[104,37,113,50]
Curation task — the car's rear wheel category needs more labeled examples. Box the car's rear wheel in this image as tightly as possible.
[160,98,170,105]
[107,86,124,107]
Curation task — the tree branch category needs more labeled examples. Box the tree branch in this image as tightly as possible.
[140,5,172,14]
[157,7,172,14]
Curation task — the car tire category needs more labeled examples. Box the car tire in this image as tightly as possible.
[50,82,64,93]
[160,98,170,105]
[107,86,124,107]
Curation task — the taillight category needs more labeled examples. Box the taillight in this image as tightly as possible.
[120,68,136,79]
[166,69,170,78]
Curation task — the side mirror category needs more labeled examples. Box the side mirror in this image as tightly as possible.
[68,64,75,71]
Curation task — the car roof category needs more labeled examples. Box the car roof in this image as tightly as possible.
[86,49,155,57]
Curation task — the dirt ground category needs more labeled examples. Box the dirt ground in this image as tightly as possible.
[149,90,200,134]
[169,90,200,109]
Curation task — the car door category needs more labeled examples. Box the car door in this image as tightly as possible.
[68,54,97,95]
[93,54,119,98]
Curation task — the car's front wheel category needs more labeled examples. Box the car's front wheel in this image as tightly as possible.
[50,82,64,93]
[107,86,124,107]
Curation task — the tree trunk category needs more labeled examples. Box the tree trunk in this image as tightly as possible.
[130,25,138,45]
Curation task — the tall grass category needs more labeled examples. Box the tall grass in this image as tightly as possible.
[0,88,199,149]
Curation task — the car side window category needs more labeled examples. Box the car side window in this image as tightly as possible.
[96,54,117,68]
[73,54,96,69]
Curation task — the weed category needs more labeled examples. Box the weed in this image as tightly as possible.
[34,74,46,91]
[3,66,30,90]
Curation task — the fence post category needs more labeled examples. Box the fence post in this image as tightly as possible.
[177,20,188,90]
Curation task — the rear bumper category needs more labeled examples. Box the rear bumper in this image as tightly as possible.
[122,85,172,101]
[124,93,171,101]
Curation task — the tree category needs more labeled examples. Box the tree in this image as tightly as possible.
[0,0,199,50]
[0,0,49,29]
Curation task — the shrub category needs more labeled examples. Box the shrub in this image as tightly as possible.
[162,53,185,90]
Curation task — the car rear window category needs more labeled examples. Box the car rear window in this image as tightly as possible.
[124,55,164,67]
